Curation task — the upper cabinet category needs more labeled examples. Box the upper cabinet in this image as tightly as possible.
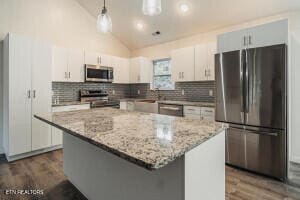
[195,42,216,81]
[84,51,112,66]
[217,19,288,53]
[130,57,152,83]
[52,46,84,82]
[112,57,130,84]
[171,46,195,82]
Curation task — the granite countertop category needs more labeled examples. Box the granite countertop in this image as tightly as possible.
[52,101,91,107]
[120,98,215,108]
[157,100,215,108]
[35,108,226,170]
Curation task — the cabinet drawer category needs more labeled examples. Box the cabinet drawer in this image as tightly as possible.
[52,104,90,113]
[185,114,201,120]
[184,106,201,115]
[201,107,215,116]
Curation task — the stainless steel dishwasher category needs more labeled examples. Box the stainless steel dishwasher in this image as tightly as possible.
[158,103,183,117]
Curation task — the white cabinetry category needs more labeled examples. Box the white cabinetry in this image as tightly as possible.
[217,19,288,53]
[195,42,216,81]
[171,46,195,82]
[3,33,52,157]
[52,46,84,82]
[184,106,215,121]
[130,57,152,83]
[51,104,90,146]
[112,57,130,84]
[84,51,112,66]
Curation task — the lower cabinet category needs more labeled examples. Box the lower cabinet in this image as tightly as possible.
[184,106,215,121]
[52,104,91,146]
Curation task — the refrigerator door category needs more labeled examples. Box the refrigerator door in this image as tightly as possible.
[245,45,286,129]
[245,127,286,180]
[226,125,286,180]
[215,50,245,124]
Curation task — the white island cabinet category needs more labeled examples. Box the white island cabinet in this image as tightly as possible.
[36,108,227,200]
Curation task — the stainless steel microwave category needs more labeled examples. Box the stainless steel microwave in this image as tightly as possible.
[85,65,114,83]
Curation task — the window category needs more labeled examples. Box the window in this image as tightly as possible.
[152,59,174,90]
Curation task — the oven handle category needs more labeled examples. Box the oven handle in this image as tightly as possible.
[160,106,181,111]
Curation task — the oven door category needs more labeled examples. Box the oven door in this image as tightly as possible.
[85,65,110,82]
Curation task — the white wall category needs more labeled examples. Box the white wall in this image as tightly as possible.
[0,0,130,58]
[0,41,3,154]
[131,13,290,60]
[289,12,300,163]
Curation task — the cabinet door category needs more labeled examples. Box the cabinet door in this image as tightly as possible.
[52,46,68,82]
[31,40,52,151]
[140,57,152,83]
[100,54,112,67]
[84,51,100,65]
[130,58,141,83]
[217,29,248,53]
[206,42,217,81]
[52,127,63,146]
[171,46,195,82]
[113,57,130,84]
[247,19,288,49]
[68,48,85,82]
[8,33,32,156]
[195,44,207,81]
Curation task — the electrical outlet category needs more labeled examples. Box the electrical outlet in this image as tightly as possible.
[181,89,185,96]
[137,90,140,95]
[209,90,213,97]
[112,90,115,95]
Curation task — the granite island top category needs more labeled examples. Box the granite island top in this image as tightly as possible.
[52,101,90,107]
[35,108,226,170]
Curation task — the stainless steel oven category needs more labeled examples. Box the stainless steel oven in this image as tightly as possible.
[85,64,113,83]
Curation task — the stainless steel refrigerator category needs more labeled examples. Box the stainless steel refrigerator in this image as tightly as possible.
[215,44,287,181]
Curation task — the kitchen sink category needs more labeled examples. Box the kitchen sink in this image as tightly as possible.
[134,100,158,113]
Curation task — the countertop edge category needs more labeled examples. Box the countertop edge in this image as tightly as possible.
[35,114,226,170]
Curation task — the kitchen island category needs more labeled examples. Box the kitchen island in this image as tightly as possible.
[35,108,227,200]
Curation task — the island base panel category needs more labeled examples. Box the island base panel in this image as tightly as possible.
[63,131,225,200]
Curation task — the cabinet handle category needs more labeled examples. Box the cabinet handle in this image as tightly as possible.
[182,72,184,79]
[243,36,248,46]
[179,72,181,79]
[27,90,31,99]
[33,90,36,98]
[69,72,71,78]
[65,72,68,78]
[99,56,102,64]
[205,69,207,77]
[249,36,252,45]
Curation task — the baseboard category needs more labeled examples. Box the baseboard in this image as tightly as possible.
[290,156,300,164]
[6,145,62,162]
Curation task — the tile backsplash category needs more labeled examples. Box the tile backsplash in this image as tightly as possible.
[52,82,131,103]
[52,81,215,103]
[130,81,215,102]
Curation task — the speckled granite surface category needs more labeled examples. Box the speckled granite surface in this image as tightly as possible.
[35,108,226,170]
[157,100,215,107]
[52,101,90,107]
[120,99,215,107]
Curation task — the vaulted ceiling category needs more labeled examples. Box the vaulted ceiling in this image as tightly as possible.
[75,0,300,50]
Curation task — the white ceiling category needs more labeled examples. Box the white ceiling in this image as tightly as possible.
[76,0,300,50]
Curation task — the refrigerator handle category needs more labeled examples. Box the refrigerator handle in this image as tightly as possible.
[245,49,250,116]
[240,50,245,123]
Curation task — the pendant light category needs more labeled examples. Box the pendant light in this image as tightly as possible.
[97,0,112,33]
[142,0,162,16]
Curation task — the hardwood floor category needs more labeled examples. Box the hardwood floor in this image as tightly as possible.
[0,150,300,200]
